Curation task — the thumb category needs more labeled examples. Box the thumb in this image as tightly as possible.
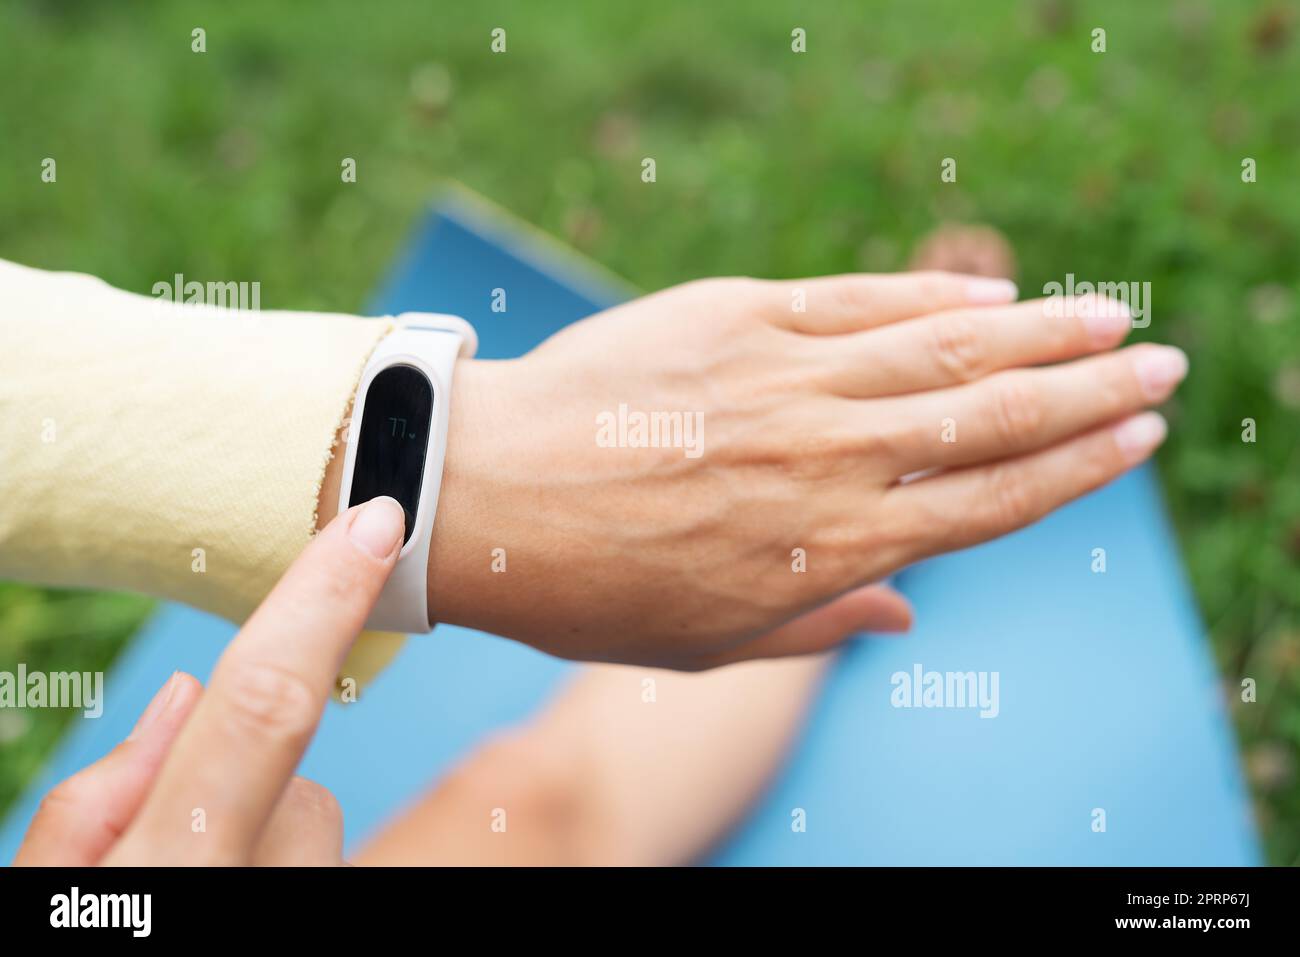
[701,584,912,667]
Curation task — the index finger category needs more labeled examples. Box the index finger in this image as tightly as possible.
[114,496,405,864]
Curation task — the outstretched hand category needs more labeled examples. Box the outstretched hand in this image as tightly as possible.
[426,271,1183,668]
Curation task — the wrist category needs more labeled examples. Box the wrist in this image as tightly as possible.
[424,357,521,629]
[318,357,527,633]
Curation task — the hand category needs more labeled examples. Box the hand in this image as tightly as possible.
[428,272,1185,669]
[13,496,407,865]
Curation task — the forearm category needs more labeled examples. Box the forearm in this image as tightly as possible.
[356,655,830,866]
[0,259,392,648]
[0,255,520,687]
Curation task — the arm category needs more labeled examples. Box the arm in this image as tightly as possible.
[0,258,389,616]
[0,257,404,686]
[355,654,834,866]
[2,260,1181,676]
[359,275,1181,669]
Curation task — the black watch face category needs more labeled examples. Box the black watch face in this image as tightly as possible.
[348,365,434,545]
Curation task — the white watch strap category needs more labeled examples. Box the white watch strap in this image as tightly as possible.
[338,313,477,633]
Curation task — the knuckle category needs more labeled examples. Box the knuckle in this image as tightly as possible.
[826,277,868,317]
[319,568,361,610]
[1089,428,1129,482]
[1098,371,1131,416]
[990,375,1043,446]
[1111,346,1152,404]
[782,428,856,481]
[219,661,320,749]
[686,276,768,325]
[985,464,1039,530]
[39,776,91,817]
[861,415,916,468]
[309,553,369,607]
[930,313,986,382]
[36,773,127,850]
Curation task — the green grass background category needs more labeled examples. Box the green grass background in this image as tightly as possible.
[1,0,1298,861]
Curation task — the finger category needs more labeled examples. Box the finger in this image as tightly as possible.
[884,412,1167,563]
[695,584,912,668]
[817,295,1132,398]
[764,271,1018,335]
[251,777,344,866]
[114,496,404,864]
[14,672,203,866]
[876,343,1187,475]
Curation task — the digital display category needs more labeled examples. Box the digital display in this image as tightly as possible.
[348,365,434,545]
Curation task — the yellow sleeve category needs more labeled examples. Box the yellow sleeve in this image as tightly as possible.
[0,258,406,691]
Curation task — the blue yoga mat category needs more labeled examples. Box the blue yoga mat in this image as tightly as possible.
[0,189,1260,865]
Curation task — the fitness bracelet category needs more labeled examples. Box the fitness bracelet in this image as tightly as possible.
[337,314,478,633]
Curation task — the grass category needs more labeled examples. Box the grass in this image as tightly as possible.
[1,0,1298,862]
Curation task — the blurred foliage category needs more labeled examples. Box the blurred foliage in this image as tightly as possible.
[0,0,1297,861]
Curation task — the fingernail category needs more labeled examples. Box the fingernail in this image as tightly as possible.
[349,496,405,558]
[128,672,180,741]
[965,277,1018,304]
[1113,412,1168,463]
[1081,297,1131,346]
[1133,345,1189,400]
